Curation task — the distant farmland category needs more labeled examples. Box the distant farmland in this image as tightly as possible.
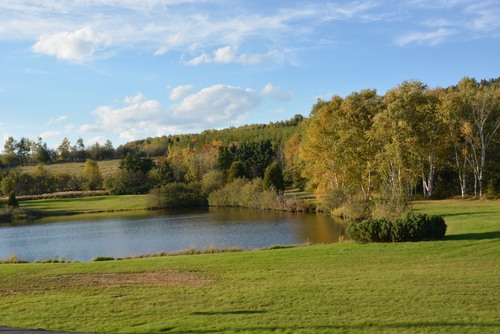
[20,160,120,178]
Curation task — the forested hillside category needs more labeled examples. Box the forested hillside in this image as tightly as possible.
[1,77,499,219]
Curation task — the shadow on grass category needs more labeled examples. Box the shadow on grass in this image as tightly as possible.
[192,310,267,316]
[445,231,500,241]
[180,321,500,333]
[441,211,497,218]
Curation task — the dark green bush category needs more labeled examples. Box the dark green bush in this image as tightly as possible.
[7,191,19,208]
[93,256,115,262]
[346,213,446,242]
[148,182,207,209]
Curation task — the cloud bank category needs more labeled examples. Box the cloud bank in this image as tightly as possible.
[79,84,269,141]
[3,0,496,63]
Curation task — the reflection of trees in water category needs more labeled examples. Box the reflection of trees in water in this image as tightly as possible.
[209,207,347,244]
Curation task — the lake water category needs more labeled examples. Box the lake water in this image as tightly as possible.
[0,208,347,262]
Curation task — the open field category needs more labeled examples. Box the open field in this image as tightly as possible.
[0,200,499,333]
[20,160,121,178]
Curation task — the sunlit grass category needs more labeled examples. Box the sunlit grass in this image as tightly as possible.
[20,160,120,178]
[0,200,498,333]
[19,195,149,213]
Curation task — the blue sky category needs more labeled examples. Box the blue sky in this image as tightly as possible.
[1,0,499,150]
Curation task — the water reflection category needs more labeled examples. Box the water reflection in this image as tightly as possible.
[0,208,347,262]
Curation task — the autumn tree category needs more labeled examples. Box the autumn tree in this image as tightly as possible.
[301,92,380,216]
[454,78,500,196]
[82,159,103,190]
[300,96,344,204]
[283,132,307,189]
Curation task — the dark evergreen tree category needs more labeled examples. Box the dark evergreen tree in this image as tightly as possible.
[263,161,285,194]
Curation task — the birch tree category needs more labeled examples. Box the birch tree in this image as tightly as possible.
[456,78,500,196]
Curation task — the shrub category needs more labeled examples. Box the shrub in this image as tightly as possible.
[7,191,19,208]
[148,182,207,209]
[201,170,225,196]
[105,169,152,194]
[93,256,115,262]
[346,213,446,242]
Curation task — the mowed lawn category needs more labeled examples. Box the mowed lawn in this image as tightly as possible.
[19,195,149,213]
[0,200,499,333]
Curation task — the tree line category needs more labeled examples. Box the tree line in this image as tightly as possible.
[0,137,116,167]
[300,77,500,218]
[1,77,499,219]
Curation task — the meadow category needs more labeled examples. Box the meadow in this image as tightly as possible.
[0,199,499,333]
[20,159,121,178]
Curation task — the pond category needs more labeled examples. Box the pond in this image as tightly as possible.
[0,208,347,262]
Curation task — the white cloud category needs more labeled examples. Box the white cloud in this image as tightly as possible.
[466,2,500,32]
[48,115,68,125]
[32,27,111,62]
[395,28,456,46]
[171,85,261,125]
[261,83,275,96]
[38,130,61,140]
[87,136,108,146]
[79,92,163,141]
[261,83,292,102]
[64,124,75,133]
[0,1,386,64]
[186,46,278,66]
[124,92,147,104]
[0,0,498,66]
[78,84,268,141]
[169,85,195,101]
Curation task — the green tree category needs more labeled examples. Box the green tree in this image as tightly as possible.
[263,161,285,194]
[33,137,52,164]
[3,137,19,167]
[120,153,155,174]
[74,137,87,161]
[57,137,72,162]
[32,165,55,194]
[7,191,19,208]
[103,140,115,160]
[82,159,103,190]
[14,137,33,165]
[227,161,246,183]
[150,158,175,187]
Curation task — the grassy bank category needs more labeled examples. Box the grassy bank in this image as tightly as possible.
[18,194,149,215]
[0,200,499,333]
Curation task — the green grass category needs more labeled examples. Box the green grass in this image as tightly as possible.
[0,200,499,333]
[19,195,149,214]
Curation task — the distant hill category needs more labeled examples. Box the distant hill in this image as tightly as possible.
[117,114,305,157]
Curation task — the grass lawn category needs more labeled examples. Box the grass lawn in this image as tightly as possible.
[0,200,499,333]
[19,195,149,214]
